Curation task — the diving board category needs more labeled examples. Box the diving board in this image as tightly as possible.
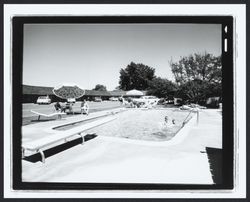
[22,115,117,163]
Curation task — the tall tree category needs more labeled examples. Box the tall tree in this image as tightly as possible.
[147,77,177,99]
[170,53,221,85]
[170,53,222,103]
[93,84,107,91]
[119,62,155,90]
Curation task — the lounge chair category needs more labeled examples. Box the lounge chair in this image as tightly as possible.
[62,102,82,114]
[30,110,66,120]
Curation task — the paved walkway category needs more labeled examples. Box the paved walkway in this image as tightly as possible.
[22,109,222,184]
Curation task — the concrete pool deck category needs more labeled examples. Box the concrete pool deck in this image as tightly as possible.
[22,108,222,184]
[22,108,125,143]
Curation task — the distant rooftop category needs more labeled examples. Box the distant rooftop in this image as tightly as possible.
[23,85,53,95]
[23,85,129,97]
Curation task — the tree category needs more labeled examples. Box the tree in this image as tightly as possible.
[119,62,155,91]
[147,77,177,99]
[170,53,221,85]
[93,84,107,91]
[175,79,208,103]
[170,53,222,103]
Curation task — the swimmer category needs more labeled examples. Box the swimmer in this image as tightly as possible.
[164,116,175,127]
[164,116,169,123]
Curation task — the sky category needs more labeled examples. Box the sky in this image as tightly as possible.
[23,23,221,91]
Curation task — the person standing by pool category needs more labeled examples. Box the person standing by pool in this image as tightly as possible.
[119,96,124,105]
[81,100,89,115]
[54,102,63,119]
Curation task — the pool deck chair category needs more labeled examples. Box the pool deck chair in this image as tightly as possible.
[30,110,66,120]
[22,115,117,163]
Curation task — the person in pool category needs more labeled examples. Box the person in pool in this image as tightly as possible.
[164,116,175,127]
[158,116,175,130]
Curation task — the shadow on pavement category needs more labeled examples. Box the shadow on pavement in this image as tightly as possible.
[23,116,57,126]
[23,133,97,163]
[31,118,56,122]
[205,147,222,184]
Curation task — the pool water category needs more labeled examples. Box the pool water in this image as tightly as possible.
[85,108,194,142]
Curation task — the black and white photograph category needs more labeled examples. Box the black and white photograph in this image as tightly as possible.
[4,3,246,197]
[20,20,227,186]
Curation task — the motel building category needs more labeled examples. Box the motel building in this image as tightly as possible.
[22,84,145,103]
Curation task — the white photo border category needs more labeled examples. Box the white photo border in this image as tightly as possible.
[3,4,246,198]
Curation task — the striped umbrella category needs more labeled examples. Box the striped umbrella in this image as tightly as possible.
[53,83,85,99]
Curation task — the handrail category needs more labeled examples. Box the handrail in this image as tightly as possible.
[182,109,198,126]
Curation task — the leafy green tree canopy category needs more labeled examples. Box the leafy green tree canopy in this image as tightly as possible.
[147,77,177,99]
[119,62,155,91]
[170,53,222,103]
[93,84,107,91]
[170,53,221,85]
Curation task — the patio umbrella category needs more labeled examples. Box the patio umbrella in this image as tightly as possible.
[126,89,144,96]
[52,83,85,99]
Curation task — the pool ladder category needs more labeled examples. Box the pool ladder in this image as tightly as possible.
[182,109,199,127]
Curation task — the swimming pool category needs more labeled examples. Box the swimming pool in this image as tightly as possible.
[84,108,195,142]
